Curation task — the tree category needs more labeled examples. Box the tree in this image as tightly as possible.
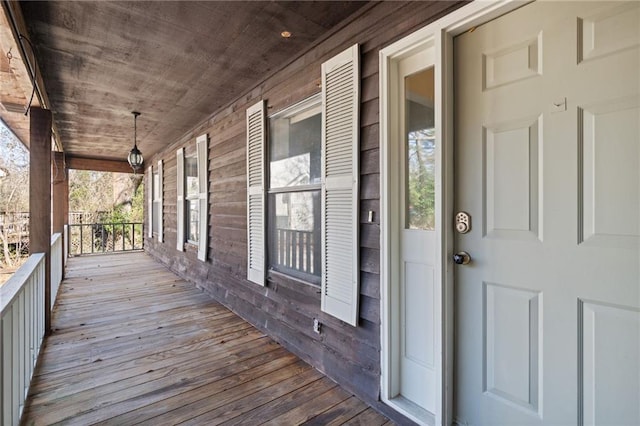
[0,122,29,275]
[69,170,142,222]
[407,128,436,230]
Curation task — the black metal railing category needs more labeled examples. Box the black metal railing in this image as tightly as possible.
[68,222,144,256]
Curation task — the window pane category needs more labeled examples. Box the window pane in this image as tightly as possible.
[153,172,160,200]
[269,107,321,188]
[152,171,160,234]
[153,201,159,234]
[185,157,198,197]
[405,67,436,230]
[187,199,199,242]
[268,191,320,281]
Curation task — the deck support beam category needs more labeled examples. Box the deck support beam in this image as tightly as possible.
[29,107,52,334]
[66,155,135,174]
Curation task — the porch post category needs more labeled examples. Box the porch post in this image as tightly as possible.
[29,107,52,334]
[52,151,68,278]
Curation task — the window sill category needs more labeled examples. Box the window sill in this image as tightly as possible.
[267,269,320,290]
[183,242,198,252]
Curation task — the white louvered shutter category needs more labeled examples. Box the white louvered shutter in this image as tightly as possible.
[157,159,163,243]
[196,134,208,261]
[246,100,265,286]
[176,148,185,251]
[147,165,153,238]
[321,44,360,326]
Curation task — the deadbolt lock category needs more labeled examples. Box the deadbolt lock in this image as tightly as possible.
[455,211,471,234]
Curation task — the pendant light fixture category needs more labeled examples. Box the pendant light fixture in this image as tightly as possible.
[127,111,143,172]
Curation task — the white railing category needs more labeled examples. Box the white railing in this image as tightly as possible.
[63,225,68,265]
[273,228,320,276]
[0,253,45,426]
[51,233,63,308]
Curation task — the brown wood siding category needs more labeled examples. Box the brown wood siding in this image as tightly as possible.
[144,2,465,423]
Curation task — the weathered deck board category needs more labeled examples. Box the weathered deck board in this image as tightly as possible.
[21,252,391,425]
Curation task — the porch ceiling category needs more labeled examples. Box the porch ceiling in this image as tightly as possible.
[14,1,367,161]
[0,6,39,148]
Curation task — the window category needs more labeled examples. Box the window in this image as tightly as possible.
[153,170,160,234]
[176,135,208,260]
[185,156,199,243]
[405,67,435,230]
[148,160,163,242]
[268,95,321,283]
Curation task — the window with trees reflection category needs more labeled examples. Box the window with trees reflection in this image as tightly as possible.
[405,67,436,230]
[268,95,321,283]
[185,156,199,243]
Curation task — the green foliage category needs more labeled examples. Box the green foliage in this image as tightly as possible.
[130,180,144,222]
[69,171,143,224]
[101,177,144,223]
[407,129,436,230]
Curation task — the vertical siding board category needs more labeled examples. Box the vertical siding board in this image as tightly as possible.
[142,2,465,422]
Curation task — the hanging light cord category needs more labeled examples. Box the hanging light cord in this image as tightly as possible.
[134,113,137,147]
[18,34,38,116]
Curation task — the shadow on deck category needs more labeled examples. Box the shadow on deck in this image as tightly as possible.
[21,252,391,425]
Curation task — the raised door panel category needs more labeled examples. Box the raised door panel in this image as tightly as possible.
[579,300,640,425]
[483,283,541,415]
[579,97,639,247]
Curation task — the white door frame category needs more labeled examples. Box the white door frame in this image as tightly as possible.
[379,1,530,425]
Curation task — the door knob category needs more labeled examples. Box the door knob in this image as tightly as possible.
[453,251,471,265]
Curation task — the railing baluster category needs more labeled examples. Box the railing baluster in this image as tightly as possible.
[291,231,298,270]
[4,306,14,425]
[18,292,25,414]
[285,230,291,268]
[278,229,283,266]
[313,233,321,275]
[50,234,63,308]
[305,233,311,273]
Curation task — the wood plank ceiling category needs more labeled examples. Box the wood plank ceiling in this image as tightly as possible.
[0,6,37,148]
[17,1,367,160]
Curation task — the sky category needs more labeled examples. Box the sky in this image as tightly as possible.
[0,120,29,172]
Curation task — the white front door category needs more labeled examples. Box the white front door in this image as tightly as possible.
[454,1,639,425]
[387,44,439,421]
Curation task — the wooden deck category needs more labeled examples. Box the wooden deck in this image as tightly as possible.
[21,252,391,425]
